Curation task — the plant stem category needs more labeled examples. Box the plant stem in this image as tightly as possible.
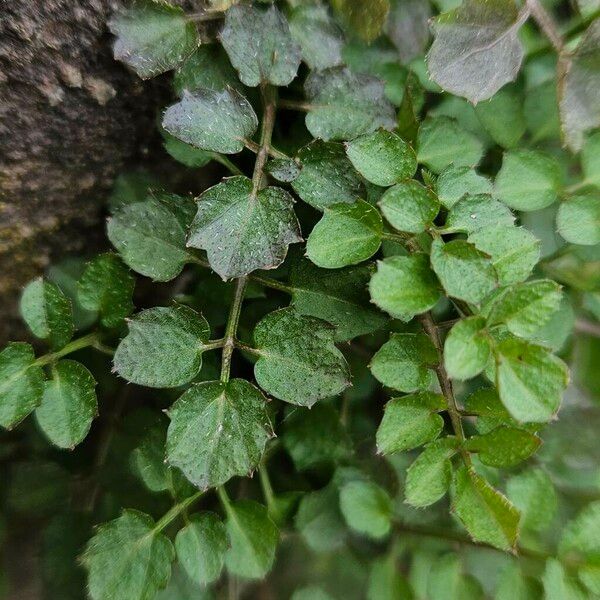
[35,332,100,366]
[217,485,233,515]
[202,338,226,351]
[249,273,295,294]
[220,276,248,383]
[154,491,204,534]
[278,99,315,112]
[381,231,412,244]
[418,312,472,466]
[242,138,289,160]
[575,318,600,338]
[526,0,563,52]
[259,464,276,512]
[213,154,244,176]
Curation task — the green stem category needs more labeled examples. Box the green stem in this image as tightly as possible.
[220,277,248,383]
[202,338,226,351]
[381,231,411,244]
[154,491,204,534]
[35,332,100,366]
[259,464,276,512]
[217,485,233,515]
[249,273,294,294]
[213,154,244,176]
[526,0,563,52]
[242,138,289,160]
[278,99,315,112]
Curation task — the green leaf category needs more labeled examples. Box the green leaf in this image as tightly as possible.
[162,131,214,168]
[175,512,227,585]
[370,332,437,392]
[78,254,135,328]
[427,0,526,103]
[166,379,272,489]
[369,254,441,320]
[465,426,541,467]
[162,88,258,154]
[130,423,171,492]
[494,149,562,211]
[109,170,160,213]
[283,404,352,472]
[443,194,515,234]
[427,554,485,600]
[474,84,526,148]
[417,117,484,173]
[291,140,365,210]
[436,165,493,209]
[288,4,344,70]
[376,392,445,454]
[345,130,417,186]
[582,131,600,188]
[35,360,97,449]
[379,180,440,234]
[339,480,392,539]
[486,280,563,338]
[542,559,588,600]
[155,565,212,600]
[495,563,542,600]
[220,3,300,87]
[468,226,540,286]
[187,176,301,280]
[304,67,396,141]
[506,468,557,533]
[108,193,196,282]
[559,501,600,595]
[331,0,389,43]
[444,316,491,381]
[405,437,459,507]
[289,259,388,342]
[223,499,279,579]
[109,0,199,79]
[114,305,210,388]
[20,278,73,350]
[293,587,335,600]
[266,158,301,183]
[306,200,382,268]
[430,239,496,304]
[451,466,520,551]
[0,343,44,430]
[253,308,350,407]
[172,44,240,96]
[385,0,431,63]
[82,510,175,600]
[494,336,569,423]
[559,21,600,151]
[557,192,600,246]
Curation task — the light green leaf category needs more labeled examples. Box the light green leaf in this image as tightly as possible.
[486,280,563,338]
[557,192,600,246]
[114,305,210,388]
[221,3,301,86]
[376,392,445,454]
[82,510,175,600]
[166,379,272,489]
[289,259,388,342]
[495,563,542,600]
[444,316,491,380]
[468,226,540,286]
[369,254,441,320]
[542,559,588,600]
[130,423,171,493]
[291,140,365,210]
[20,278,73,350]
[155,565,212,600]
[465,426,541,467]
[162,88,258,154]
[306,200,383,268]
[289,4,344,70]
[188,176,301,280]
[417,117,484,173]
[223,499,279,579]
[507,468,557,533]
[109,170,160,213]
[559,21,600,151]
[385,0,431,63]
[405,437,459,507]
[582,131,600,188]
[430,239,497,304]
[494,336,569,422]
[339,480,392,539]
[175,512,227,585]
[427,0,526,103]
[109,0,199,79]
[494,150,562,211]
[451,466,520,551]
[0,343,44,430]
[108,193,196,282]
[474,84,526,148]
[443,194,515,234]
[370,332,437,392]
[304,67,396,141]
[331,0,390,43]
[379,180,440,233]
[253,308,350,407]
[78,254,135,328]
[162,131,213,168]
[436,165,493,209]
[282,403,352,472]
[172,44,240,96]
[345,129,417,186]
[427,554,485,600]
[35,360,97,449]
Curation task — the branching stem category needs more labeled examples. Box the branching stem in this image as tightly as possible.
[154,491,204,534]
[526,0,563,52]
[35,332,100,366]
[220,276,247,383]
